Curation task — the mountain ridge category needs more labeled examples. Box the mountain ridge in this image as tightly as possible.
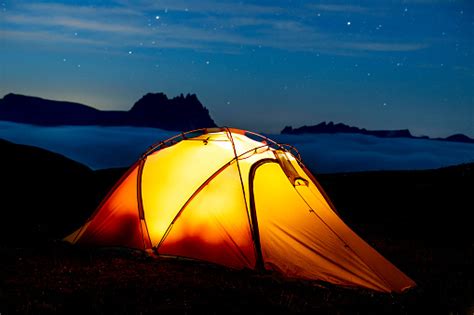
[1,93,472,143]
[281,121,474,144]
[0,93,217,131]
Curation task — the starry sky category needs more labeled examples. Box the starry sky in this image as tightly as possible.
[1,0,473,137]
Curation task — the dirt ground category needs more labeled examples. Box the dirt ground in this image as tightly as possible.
[0,245,440,314]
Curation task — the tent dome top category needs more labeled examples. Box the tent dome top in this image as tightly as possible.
[142,127,301,161]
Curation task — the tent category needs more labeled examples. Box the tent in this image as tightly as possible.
[65,127,415,293]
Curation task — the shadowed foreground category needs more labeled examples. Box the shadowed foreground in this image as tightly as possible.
[2,245,418,314]
[0,139,472,314]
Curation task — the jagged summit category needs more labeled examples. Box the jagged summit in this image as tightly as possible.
[128,92,216,130]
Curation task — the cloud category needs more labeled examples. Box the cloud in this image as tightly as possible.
[399,0,462,3]
[339,42,429,52]
[19,2,141,17]
[117,0,283,16]
[0,0,435,55]
[273,133,474,173]
[4,14,146,34]
[308,4,370,13]
[0,29,105,46]
[1,122,472,173]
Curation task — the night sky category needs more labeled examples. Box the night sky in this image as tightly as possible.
[1,0,473,137]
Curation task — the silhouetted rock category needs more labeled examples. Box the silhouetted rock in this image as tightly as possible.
[128,93,216,130]
[282,121,412,138]
[441,133,474,144]
[282,121,473,144]
[0,93,217,131]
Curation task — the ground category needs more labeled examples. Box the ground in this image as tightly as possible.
[0,140,472,314]
[1,239,471,314]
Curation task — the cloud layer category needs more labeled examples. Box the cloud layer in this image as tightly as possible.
[1,122,472,173]
[1,0,432,54]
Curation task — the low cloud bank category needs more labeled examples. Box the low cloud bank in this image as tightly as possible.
[1,121,473,173]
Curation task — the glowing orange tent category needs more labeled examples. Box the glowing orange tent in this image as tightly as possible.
[65,128,415,293]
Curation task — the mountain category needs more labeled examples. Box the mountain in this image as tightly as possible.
[282,122,413,138]
[441,133,474,144]
[0,93,217,131]
[128,93,216,131]
[281,121,474,144]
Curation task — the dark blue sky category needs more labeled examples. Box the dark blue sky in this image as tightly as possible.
[1,0,473,136]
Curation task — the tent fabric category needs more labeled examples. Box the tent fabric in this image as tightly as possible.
[65,127,415,293]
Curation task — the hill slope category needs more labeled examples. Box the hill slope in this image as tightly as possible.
[0,139,121,244]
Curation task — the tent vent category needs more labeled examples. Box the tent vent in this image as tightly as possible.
[274,151,308,186]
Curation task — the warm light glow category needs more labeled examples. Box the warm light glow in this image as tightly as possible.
[74,165,145,248]
[142,138,236,245]
[254,162,392,291]
[159,163,255,269]
[290,159,416,292]
[190,131,266,155]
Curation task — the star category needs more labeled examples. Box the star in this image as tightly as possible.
[206,60,210,65]
[347,21,351,26]
[155,15,160,20]
[128,51,133,55]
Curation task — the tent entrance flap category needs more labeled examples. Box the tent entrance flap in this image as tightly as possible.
[248,158,278,271]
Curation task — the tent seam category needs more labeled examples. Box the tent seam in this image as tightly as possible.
[224,128,254,232]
